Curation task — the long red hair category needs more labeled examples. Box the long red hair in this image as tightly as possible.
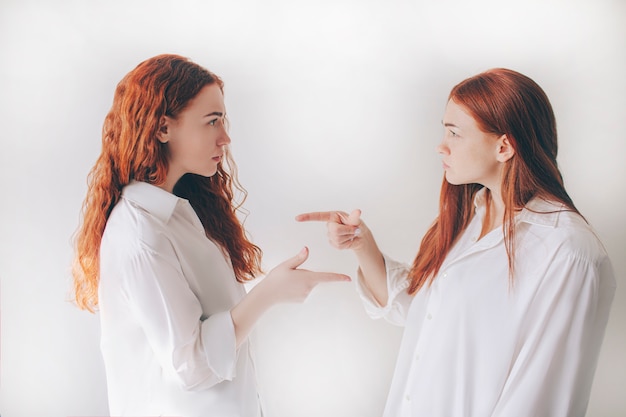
[72,54,262,312]
[407,68,579,294]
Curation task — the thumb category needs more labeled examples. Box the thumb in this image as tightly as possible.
[346,209,362,226]
[281,246,309,270]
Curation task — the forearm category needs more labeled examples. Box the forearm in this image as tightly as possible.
[230,246,351,348]
[230,283,274,348]
[354,228,388,306]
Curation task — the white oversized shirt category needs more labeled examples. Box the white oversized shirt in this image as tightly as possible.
[356,188,616,417]
[98,181,261,417]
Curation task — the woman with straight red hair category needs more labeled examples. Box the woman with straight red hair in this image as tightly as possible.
[298,68,616,416]
[72,54,349,416]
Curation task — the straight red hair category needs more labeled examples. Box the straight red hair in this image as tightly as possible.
[72,54,262,312]
[407,68,579,295]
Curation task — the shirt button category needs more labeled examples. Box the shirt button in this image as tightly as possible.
[426,313,432,320]
[405,394,411,401]
[415,354,420,361]
[471,236,477,242]
[442,272,448,278]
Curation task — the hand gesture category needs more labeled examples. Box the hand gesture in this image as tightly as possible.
[231,247,351,346]
[296,209,365,250]
[260,247,351,304]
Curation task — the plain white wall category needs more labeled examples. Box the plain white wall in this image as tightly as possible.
[1,0,624,416]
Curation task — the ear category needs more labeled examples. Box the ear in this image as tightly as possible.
[496,134,515,163]
[157,116,171,144]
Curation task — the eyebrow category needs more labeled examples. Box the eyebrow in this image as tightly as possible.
[203,111,224,118]
[442,121,459,128]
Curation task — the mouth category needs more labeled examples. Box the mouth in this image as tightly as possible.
[442,161,449,170]
[212,155,223,162]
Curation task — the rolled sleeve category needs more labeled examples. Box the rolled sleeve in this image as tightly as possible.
[200,310,238,381]
[355,254,413,326]
[123,244,238,391]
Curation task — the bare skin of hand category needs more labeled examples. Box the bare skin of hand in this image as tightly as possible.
[295,209,364,250]
[257,246,351,304]
[295,209,388,306]
[230,246,351,347]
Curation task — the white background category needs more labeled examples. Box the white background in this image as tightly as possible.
[1,0,624,416]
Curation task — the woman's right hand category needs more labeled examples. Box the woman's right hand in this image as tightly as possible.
[295,208,389,307]
[295,209,367,251]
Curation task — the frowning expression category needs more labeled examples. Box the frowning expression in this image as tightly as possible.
[159,83,231,186]
[437,99,509,190]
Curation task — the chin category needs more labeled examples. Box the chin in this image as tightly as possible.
[444,174,461,185]
[445,171,475,186]
[197,167,218,178]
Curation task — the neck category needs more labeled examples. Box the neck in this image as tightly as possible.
[158,171,182,194]
[479,188,505,239]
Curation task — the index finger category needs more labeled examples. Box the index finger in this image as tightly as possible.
[307,271,352,283]
[295,211,342,223]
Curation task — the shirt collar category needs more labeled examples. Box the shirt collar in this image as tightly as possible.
[121,180,183,224]
[473,187,562,228]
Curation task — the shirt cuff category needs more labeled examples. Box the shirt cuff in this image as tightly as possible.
[200,310,238,382]
[355,254,411,322]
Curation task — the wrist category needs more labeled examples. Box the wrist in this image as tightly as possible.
[353,228,379,257]
[247,277,277,312]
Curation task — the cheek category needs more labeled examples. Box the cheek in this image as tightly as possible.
[191,130,210,148]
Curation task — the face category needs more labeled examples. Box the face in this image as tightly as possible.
[159,84,230,187]
[437,99,512,190]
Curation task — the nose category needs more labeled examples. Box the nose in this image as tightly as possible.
[218,129,231,147]
[436,138,449,155]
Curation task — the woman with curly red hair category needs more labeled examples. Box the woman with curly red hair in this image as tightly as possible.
[72,54,349,416]
[298,68,616,416]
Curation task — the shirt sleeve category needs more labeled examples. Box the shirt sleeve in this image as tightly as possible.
[354,253,414,326]
[121,242,238,391]
[491,253,616,417]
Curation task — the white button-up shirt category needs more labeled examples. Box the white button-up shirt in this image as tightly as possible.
[357,189,616,417]
[99,181,261,417]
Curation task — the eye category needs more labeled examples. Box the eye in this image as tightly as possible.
[449,129,458,137]
[208,118,218,126]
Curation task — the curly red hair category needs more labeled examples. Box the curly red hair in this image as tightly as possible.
[72,54,262,312]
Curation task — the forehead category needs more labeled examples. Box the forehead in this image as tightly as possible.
[443,99,477,128]
[186,83,225,113]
